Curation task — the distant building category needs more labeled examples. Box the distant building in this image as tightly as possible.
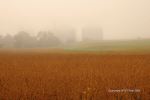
[82,27,103,41]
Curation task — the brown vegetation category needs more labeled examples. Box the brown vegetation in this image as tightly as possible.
[0,52,149,100]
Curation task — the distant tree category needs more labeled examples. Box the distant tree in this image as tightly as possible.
[14,31,37,48]
[65,34,76,44]
[65,29,77,44]
[52,28,77,44]
[137,37,142,40]
[1,34,15,48]
[0,35,3,48]
[37,31,61,47]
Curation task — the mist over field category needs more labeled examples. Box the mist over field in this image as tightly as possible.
[0,0,150,52]
[0,0,150,40]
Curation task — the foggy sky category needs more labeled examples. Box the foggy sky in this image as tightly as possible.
[0,0,150,40]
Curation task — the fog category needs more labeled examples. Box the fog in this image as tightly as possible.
[0,0,150,40]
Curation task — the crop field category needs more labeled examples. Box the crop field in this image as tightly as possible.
[0,52,150,100]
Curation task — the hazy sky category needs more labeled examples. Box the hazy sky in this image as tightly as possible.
[0,0,150,39]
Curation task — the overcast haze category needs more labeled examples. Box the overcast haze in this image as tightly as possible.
[0,0,150,40]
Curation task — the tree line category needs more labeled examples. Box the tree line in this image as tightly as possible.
[0,31,66,48]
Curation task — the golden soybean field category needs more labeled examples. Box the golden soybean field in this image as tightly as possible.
[0,52,149,100]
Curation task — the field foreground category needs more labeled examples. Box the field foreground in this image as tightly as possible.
[0,52,150,100]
